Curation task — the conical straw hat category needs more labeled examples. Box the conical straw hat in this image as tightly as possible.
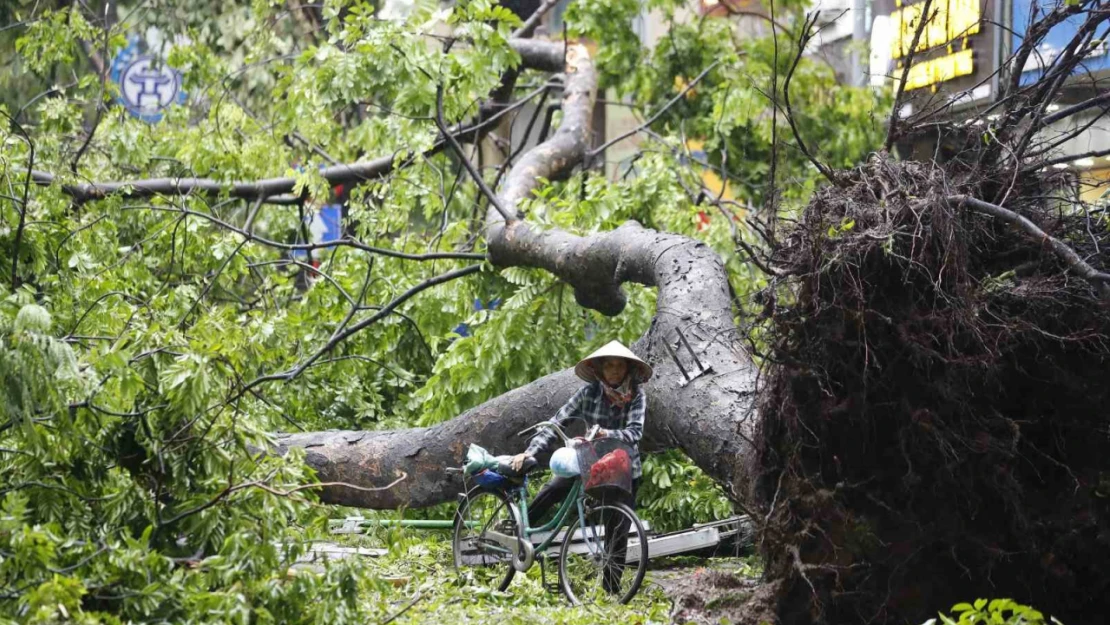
[574,340,653,383]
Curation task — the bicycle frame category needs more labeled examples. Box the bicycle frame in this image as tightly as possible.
[462,420,610,571]
[506,475,601,562]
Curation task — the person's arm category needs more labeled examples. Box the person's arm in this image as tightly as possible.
[602,389,645,446]
[523,384,589,458]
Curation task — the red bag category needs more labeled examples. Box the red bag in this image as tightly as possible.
[584,448,632,493]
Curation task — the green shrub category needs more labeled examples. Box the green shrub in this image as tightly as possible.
[926,599,1060,625]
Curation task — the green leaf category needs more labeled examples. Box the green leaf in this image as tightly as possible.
[14,304,52,334]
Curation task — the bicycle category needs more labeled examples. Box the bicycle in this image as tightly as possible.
[449,422,649,605]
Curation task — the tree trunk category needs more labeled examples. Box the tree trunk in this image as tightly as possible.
[277,41,758,510]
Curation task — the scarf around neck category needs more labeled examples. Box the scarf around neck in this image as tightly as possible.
[600,376,634,409]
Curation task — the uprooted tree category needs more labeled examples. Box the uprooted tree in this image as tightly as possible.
[2,0,1109,622]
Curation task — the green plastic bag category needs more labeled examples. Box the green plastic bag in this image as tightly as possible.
[464,444,499,475]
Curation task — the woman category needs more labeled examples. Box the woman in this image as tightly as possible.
[510,340,652,592]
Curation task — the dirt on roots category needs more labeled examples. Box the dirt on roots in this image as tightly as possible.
[747,156,1110,624]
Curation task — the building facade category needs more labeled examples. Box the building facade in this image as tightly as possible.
[863,0,1109,201]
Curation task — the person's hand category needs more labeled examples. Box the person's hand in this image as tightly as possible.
[596,428,610,438]
[510,453,532,472]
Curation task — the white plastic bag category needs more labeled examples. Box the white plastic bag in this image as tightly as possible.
[549,447,580,477]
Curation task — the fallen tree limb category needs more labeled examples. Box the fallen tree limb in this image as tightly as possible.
[24,40,560,204]
[278,38,760,511]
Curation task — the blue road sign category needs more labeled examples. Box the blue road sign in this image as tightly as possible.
[110,35,187,122]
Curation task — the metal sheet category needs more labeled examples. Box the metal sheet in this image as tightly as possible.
[559,526,721,563]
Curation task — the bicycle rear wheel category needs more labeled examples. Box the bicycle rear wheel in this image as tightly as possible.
[558,501,648,605]
[452,487,520,592]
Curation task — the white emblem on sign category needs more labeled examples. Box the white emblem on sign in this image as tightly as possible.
[121,58,181,115]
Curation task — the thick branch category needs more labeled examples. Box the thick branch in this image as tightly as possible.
[490,42,597,221]
[950,195,1110,297]
[277,218,759,508]
[276,371,582,507]
[32,155,400,204]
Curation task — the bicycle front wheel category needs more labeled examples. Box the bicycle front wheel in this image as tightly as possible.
[452,487,519,592]
[558,501,648,605]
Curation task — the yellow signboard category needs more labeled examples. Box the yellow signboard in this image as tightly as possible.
[891,0,981,59]
[905,48,974,90]
[888,0,981,90]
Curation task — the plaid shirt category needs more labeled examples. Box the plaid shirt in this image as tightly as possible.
[524,381,646,478]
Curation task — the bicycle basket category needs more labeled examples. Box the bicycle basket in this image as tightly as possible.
[575,438,634,495]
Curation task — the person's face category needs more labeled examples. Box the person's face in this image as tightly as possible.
[599,357,629,386]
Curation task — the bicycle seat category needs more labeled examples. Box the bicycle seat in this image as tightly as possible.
[496,455,538,480]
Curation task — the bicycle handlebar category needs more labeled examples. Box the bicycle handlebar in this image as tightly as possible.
[516,421,571,444]
[516,421,602,446]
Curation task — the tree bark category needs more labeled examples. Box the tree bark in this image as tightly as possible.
[278,41,759,510]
